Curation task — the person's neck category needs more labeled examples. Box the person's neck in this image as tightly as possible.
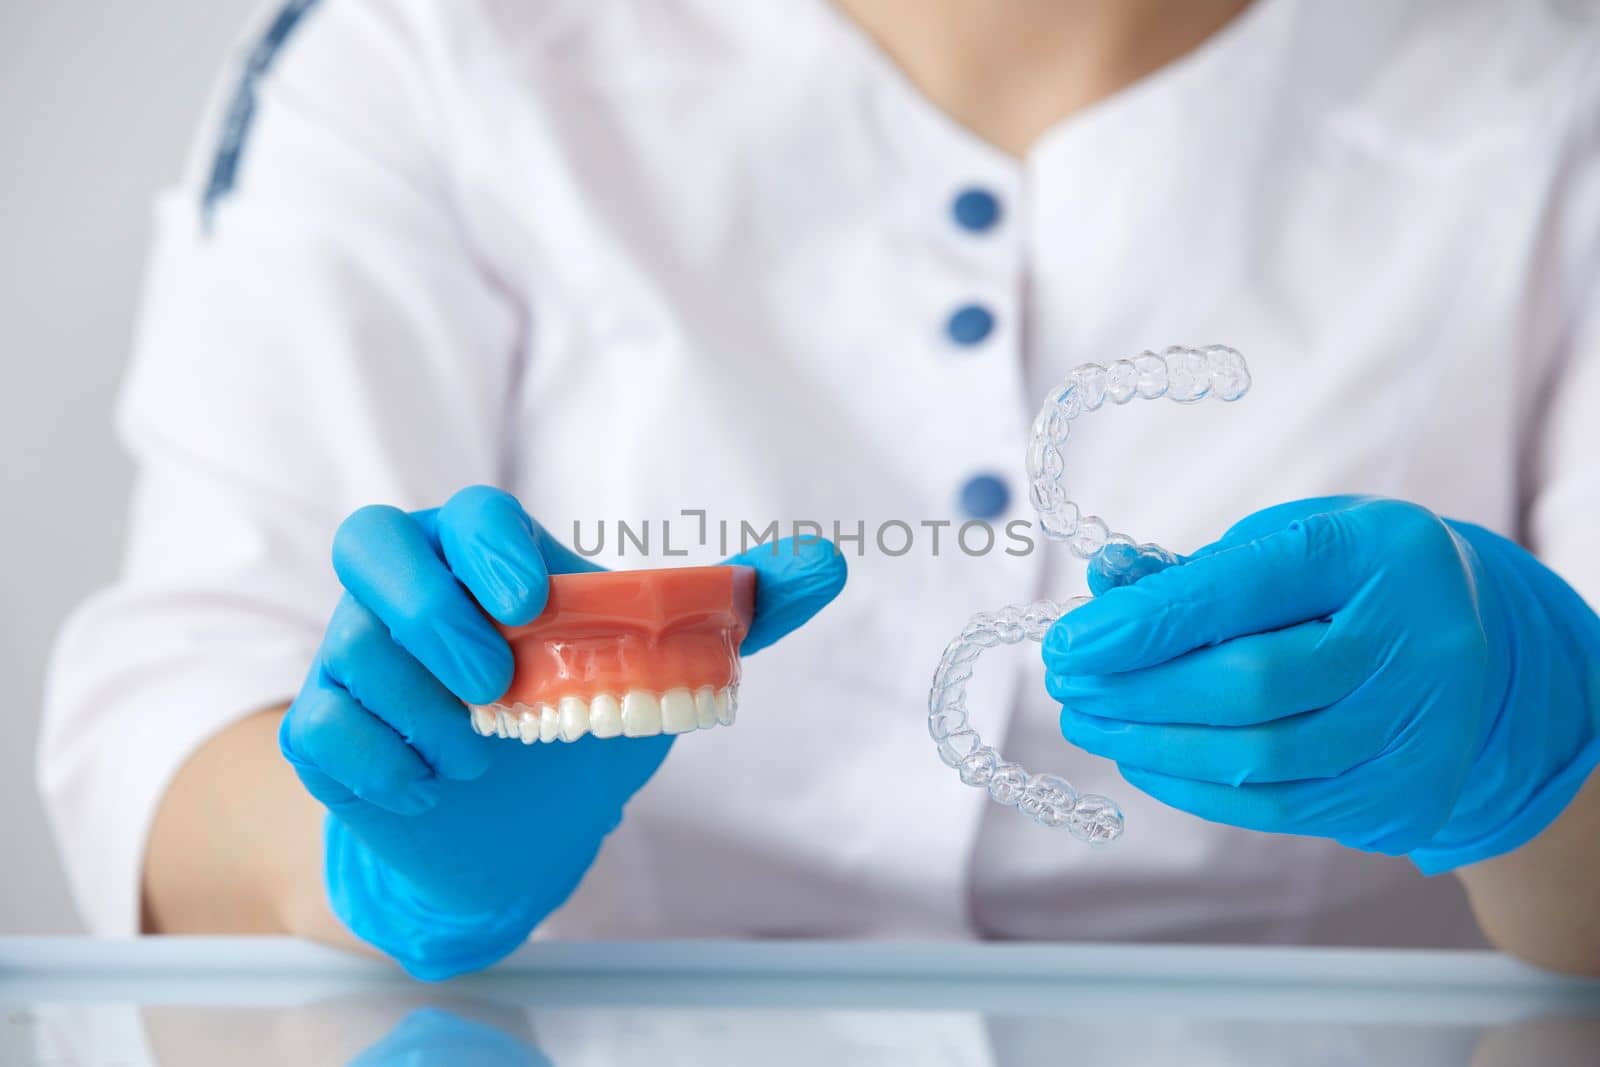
[832,0,1254,157]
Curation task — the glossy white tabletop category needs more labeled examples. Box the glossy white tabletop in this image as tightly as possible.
[3,938,1598,1065]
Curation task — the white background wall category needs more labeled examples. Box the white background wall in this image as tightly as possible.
[1,0,263,932]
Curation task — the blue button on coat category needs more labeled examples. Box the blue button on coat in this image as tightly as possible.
[951,188,1001,232]
[960,474,1010,519]
[946,305,995,346]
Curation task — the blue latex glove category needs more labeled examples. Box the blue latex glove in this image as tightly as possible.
[280,486,847,979]
[1044,496,1600,872]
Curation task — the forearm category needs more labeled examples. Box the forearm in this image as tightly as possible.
[142,705,366,954]
[1455,767,1600,976]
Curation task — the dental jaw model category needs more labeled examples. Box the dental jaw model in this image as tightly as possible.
[471,565,756,743]
[929,345,1252,843]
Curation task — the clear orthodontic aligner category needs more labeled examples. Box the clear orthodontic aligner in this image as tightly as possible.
[929,345,1252,842]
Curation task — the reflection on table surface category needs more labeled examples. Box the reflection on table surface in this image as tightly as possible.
[4,939,1599,1066]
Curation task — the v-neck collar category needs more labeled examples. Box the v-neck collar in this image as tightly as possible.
[799,0,1293,176]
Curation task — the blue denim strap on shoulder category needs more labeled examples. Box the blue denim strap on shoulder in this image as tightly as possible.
[202,0,324,231]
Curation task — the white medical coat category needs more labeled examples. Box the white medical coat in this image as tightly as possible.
[40,0,1600,948]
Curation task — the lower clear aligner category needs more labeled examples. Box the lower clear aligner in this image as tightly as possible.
[930,600,1125,845]
[471,685,738,744]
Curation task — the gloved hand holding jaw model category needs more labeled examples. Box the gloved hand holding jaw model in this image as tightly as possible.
[1044,495,1600,874]
[278,486,847,979]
